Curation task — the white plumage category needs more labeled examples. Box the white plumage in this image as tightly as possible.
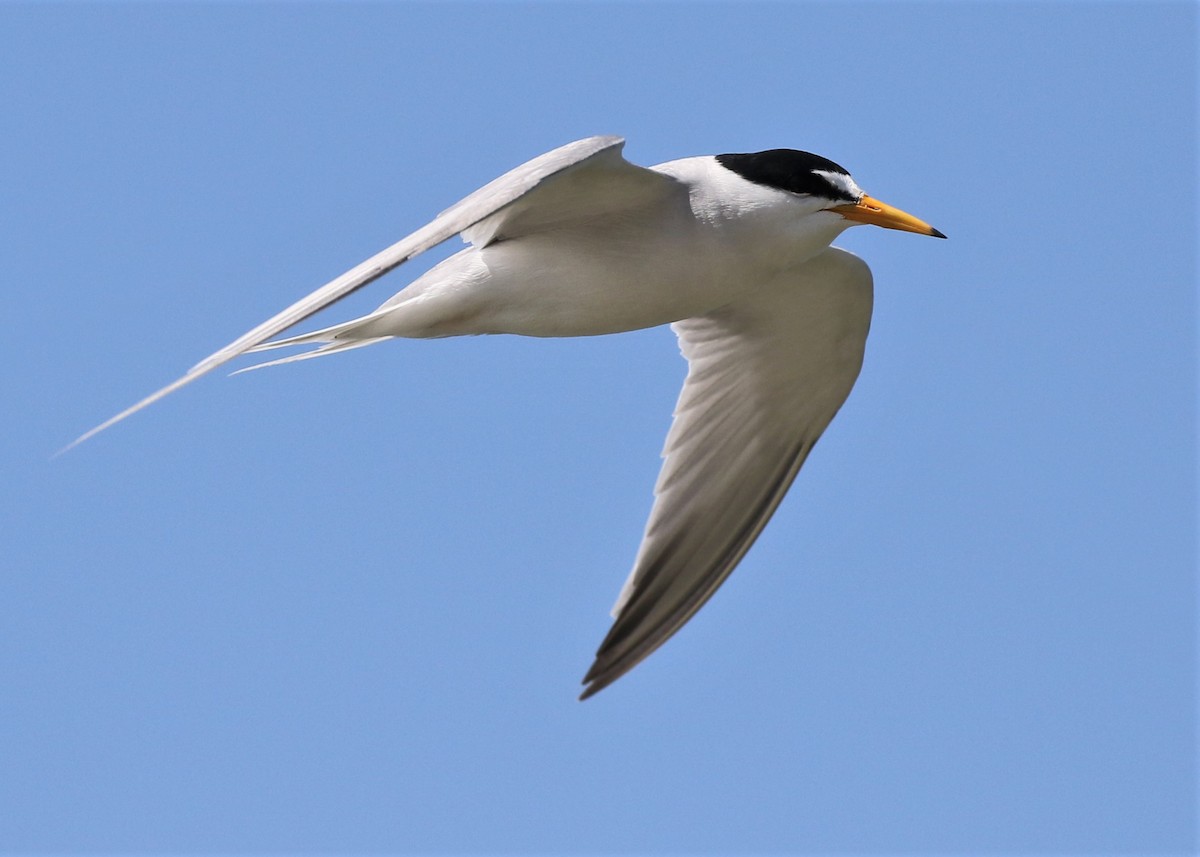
[68,136,943,698]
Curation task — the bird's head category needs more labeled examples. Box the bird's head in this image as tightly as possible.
[714,149,946,239]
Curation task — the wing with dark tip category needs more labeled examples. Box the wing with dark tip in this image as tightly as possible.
[65,135,675,451]
[581,247,874,699]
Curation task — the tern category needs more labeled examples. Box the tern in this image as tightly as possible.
[68,136,944,699]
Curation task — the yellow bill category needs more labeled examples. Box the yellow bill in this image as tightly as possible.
[832,195,946,238]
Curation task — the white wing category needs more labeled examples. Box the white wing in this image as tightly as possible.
[581,247,874,699]
[66,135,674,450]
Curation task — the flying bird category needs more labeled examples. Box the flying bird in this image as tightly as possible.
[68,136,944,698]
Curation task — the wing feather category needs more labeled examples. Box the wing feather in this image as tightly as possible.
[65,135,673,450]
[580,247,874,699]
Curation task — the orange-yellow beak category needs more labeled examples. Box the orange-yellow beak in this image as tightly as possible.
[831,195,946,238]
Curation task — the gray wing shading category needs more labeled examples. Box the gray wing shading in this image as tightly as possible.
[580,247,874,699]
[65,135,673,451]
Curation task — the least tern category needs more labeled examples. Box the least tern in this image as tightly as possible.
[69,136,944,699]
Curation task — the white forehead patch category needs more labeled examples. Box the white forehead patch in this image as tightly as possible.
[813,169,864,202]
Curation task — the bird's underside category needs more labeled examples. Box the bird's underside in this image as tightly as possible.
[247,242,874,699]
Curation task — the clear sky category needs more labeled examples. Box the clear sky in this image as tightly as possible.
[2,2,1195,853]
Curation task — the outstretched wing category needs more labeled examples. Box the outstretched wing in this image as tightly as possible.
[581,247,874,699]
[66,135,673,451]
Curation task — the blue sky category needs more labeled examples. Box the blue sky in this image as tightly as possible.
[1,2,1195,853]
